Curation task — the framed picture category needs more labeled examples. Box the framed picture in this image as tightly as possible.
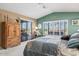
[72,20,79,25]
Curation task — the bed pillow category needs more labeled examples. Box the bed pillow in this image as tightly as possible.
[68,38,79,48]
[70,33,79,39]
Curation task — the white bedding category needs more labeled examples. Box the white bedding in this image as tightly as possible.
[35,35,61,45]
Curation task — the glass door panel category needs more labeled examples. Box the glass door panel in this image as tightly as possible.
[60,20,64,35]
[21,21,28,41]
[43,22,48,35]
[21,20,32,41]
[27,21,32,40]
[55,21,59,35]
[64,20,68,35]
[48,22,54,35]
[60,20,68,35]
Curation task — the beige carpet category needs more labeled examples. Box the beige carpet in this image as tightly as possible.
[0,41,28,56]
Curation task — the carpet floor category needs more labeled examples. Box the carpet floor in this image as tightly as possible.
[0,41,28,56]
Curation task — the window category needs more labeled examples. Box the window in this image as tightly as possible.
[43,20,68,35]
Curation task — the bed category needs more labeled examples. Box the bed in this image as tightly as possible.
[23,35,79,56]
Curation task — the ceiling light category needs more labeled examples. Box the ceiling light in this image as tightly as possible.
[38,3,46,9]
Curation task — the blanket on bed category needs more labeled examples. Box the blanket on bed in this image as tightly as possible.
[23,37,60,56]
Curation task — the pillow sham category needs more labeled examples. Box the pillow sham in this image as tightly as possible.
[68,38,79,48]
[68,43,79,48]
[70,33,79,39]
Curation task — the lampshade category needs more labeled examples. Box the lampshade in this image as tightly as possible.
[35,27,38,29]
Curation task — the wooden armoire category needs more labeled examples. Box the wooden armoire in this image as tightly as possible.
[1,16,21,49]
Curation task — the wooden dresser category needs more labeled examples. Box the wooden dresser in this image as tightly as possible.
[1,19,21,49]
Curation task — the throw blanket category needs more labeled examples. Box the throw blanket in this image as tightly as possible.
[23,36,61,56]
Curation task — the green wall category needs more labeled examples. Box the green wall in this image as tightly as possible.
[37,12,79,35]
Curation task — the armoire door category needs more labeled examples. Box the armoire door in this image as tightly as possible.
[1,20,21,48]
[7,21,20,47]
[7,22,15,39]
[14,23,21,44]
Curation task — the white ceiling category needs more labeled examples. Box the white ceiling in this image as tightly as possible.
[0,3,79,19]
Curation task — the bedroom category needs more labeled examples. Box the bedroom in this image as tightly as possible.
[0,3,79,56]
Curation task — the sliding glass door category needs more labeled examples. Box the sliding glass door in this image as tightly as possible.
[21,20,32,41]
[43,22,49,35]
[27,21,32,40]
[59,20,65,35]
[43,20,68,35]
[54,21,60,35]
[48,21,54,35]
[59,20,68,35]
